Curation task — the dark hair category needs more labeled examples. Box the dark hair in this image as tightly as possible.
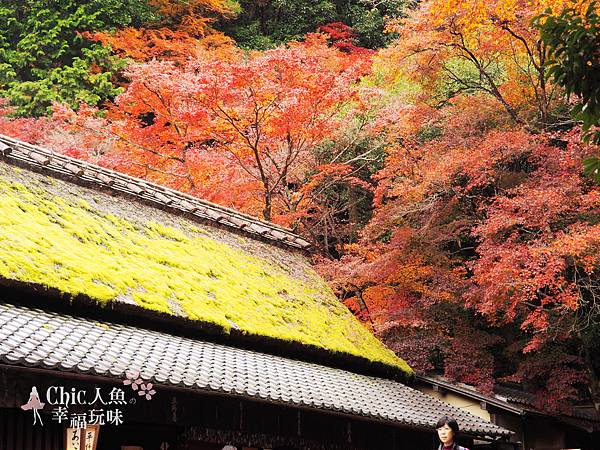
[436,416,460,435]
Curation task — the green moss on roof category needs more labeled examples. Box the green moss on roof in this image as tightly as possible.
[0,163,412,374]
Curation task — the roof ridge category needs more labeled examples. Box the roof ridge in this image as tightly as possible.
[0,133,311,251]
[417,375,526,415]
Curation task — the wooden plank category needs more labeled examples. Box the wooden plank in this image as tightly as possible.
[15,409,24,450]
[6,407,16,450]
[53,420,62,450]
[43,420,53,450]
[23,417,34,450]
[24,415,34,450]
[34,416,43,450]
[0,408,5,450]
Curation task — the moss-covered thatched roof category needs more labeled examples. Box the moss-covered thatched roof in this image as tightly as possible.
[0,148,412,376]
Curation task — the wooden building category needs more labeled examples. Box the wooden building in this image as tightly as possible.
[0,134,512,449]
[417,376,600,450]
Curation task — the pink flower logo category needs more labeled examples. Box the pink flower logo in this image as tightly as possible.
[138,383,156,400]
[123,370,156,401]
[123,371,143,391]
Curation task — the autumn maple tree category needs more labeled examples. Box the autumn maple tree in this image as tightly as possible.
[14,35,371,224]
[2,0,600,415]
[314,87,600,409]
[383,0,595,127]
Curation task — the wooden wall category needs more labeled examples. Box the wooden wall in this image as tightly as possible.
[0,407,64,450]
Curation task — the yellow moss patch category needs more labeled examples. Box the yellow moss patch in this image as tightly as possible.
[0,168,412,374]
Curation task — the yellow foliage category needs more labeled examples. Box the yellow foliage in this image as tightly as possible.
[149,0,240,22]
[429,0,591,32]
[0,162,411,373]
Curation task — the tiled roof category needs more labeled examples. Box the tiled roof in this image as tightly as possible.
[494,385,537,407]
[0,302,512,439]
[418,376,525,415]
[0,144,408,372]
[0,133,310,251]
[420,376,600,433]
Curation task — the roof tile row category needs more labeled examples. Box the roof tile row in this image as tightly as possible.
[0,302,511,438]
[0,134,311,251]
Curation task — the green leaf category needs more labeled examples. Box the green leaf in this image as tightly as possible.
[0,0,156,116]
[583,157,600,183]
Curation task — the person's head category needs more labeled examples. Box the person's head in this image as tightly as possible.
[436,416,459,446]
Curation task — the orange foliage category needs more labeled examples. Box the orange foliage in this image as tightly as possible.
[18,37,369,221]
[90,0,238,63]
[88,28,236,63]
[317,86,599,400]
[383,0,593,125]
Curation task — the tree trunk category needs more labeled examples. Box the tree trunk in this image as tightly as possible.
[537,40,550,126]
[263,191,272,221]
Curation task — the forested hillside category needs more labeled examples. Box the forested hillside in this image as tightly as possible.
[1,0,599,414]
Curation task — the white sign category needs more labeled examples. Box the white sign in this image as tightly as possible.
[66,428,82,450]
[66,425,100,450]
[83,425,99,450]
